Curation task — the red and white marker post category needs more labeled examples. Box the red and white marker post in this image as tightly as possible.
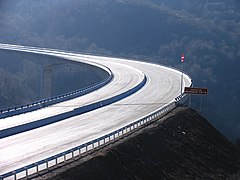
[180,53,184,94]
[181,53,185,63]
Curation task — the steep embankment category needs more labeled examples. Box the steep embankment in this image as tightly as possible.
[38,108,240,180]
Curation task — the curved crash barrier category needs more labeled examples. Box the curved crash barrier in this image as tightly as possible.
[0,94,187,180]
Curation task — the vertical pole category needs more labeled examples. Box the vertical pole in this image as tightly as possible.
[43,65,52,99]
[36,163,39,174]
[181,62,184,94]
[46,160,49,170]
[13,171,16,180]
[188,94,191,108]
[26,168,28,179]
[200,95,203,113]
[180,53,185,95]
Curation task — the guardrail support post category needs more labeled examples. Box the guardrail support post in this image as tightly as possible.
[46,160,49,170]
[13,171,16,180]
[55,156,58,165]
[79,147,81,156]
[25,167,28,179]
[64,154,66,162]
[35,163,39,174]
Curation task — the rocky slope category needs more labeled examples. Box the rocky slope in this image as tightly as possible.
[37,107,240,180]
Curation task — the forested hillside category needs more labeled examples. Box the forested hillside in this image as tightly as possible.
[0,0,239,141]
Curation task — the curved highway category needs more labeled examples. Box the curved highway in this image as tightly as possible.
[0,44,191,176]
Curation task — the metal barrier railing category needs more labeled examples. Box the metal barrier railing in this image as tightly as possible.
[0,99,178,180]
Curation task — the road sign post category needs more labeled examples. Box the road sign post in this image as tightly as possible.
[184,87,208,112]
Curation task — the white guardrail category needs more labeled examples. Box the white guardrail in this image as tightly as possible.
[0,92,190,180]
